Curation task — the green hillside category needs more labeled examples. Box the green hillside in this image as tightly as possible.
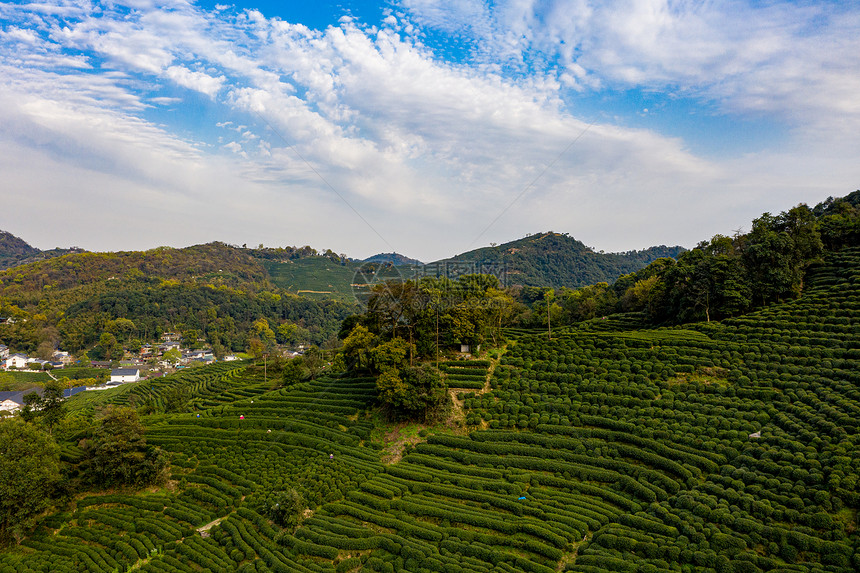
[264,234,686,302]
[0,243,357,354]
[3,246,858,572]
[434,232,685,288]
[0,229,85,271]
[362,253,424,266]
[0,230,40,269]
[262,258,364,303]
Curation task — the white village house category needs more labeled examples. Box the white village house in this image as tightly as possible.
[4,353,30,369]
[110,368,141,384]
[0,389,41,413]
[1,387,88,410]
[0,396,22,413]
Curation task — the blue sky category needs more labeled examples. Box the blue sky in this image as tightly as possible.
[0,0,858,261]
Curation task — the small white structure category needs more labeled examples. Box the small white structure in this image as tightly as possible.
[1,398,21,413]
[5,353,30,369]
[184,350,214,362]
[110,368,140,383]
[223,355,239,362]
[0,390,38,413]
[52,350,72,364]
[0,345,9,359]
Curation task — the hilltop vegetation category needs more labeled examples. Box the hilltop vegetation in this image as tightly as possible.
[362,253,425,266]
[0,231,39,270]
[0,230,83,271]
[436,233,685,289]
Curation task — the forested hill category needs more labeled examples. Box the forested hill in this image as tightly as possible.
[0,229,84,270]
[433,232,685,288]
[0,242,268,298]
[0,242,357,355]
[363,252,424,266]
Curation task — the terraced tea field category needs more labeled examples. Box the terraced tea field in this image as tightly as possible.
[2,247,858,572]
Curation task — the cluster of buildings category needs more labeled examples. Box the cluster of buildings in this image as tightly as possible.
[0,331,249,411]
[1,333,240,381]
[0,345,71,371]
[135,333,239,367]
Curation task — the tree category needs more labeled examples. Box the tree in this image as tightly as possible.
[35,340,55,361]
[39,380,66,433]
[162,347,182,365]
[0,419,61,545]
[128,338,143,353]
[377,364,447,421]
[106,318,136,343]
[302,346,326,379]
[340,324,375,371]
[281,357,309,387]
[163,385,190,413]
[94,332,124,361]
[246,337,265,358]
[250,319,276,349]
[260,488,305,530]
[19,392,41,424]
[276,322,299,345]
[742,206,822,304]
[369,337,412,374]
[79,406,167,488]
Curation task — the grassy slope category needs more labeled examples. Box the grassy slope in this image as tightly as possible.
[262,258,363,302]
[3,248,859,573]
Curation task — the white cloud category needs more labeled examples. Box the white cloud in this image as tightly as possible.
[0,0,856,261]
[165,65,225,96]
[150,96,181,105]
[397,0,860,131]
[2,26,40,43]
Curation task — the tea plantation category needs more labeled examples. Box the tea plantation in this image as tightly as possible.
[1,248,858,572]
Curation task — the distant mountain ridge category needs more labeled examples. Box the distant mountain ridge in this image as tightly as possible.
[0,229,84,270]
[362,252,424,266]
[0,228,686,297]
[0,231,686,302]
[432,232,686,288]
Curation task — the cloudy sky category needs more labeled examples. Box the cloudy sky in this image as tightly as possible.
[1,0,858,261]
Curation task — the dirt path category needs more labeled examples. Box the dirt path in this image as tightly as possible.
[447,345,506,429]
[197,516,227,537]
[557,532,592,571]
[480,346,506,395]
[448,390,467,429]
[380,423,428,464]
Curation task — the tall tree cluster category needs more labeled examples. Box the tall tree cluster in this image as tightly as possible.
[552,193,859,326]
[338,274,515,419]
